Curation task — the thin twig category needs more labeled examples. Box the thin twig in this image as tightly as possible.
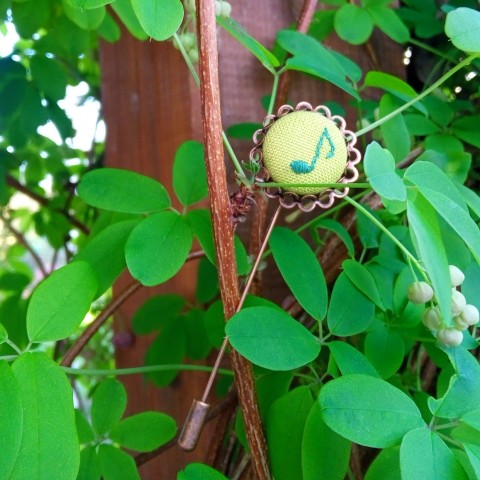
[135,389,238,467]
[1,214,48,277]
[60,280,142,367]
[60,249,205,367]
[6,175,90,235]
[195,1,270,477]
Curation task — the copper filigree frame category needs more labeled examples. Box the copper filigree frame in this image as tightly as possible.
[251,102,362,212]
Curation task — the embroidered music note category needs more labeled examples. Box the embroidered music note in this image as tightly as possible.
[290,127,335,174]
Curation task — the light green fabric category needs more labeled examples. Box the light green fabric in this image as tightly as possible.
[263,111,348,194]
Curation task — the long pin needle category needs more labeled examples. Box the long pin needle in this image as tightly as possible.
[178,204,282,451]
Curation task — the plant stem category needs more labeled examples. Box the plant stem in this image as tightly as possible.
[1,214,48,278]
[62,364,233,377]
[344,196,426,274]
[195,2,270,477]
[4,339,22,355]
[267,73,280,116]
[409,38,456,63]
[354,53,480,137]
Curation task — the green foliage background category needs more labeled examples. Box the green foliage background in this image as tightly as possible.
[1,0,480,479]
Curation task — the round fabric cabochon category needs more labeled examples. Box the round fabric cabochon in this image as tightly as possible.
[263,111,348,195]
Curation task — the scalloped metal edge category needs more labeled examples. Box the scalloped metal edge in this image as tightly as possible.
[251,102,361,212]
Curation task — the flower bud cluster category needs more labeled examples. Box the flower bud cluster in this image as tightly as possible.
[183,0,231,17]
[176,0,232,64]
[407,265,479,348]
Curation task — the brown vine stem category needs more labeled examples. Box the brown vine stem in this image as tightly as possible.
[1,213,48,277]
[6,174,90,235]
[60,249,205,367]
[195,1,270,478]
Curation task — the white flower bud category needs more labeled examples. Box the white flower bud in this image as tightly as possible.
[221,1,232,17]
[460,304,480,326]
[422,307,442,330]
[437,328,463,347]
[188,48,199,64]
[181,32,195,51]
[451,290,467,316]
[215,0,222,16]
[407,282,434,304]
[453,315,469,331]
[449,265,465,287]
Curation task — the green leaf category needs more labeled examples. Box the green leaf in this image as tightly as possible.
[97,12,121,42]
[92,378,127,435]
[110,0,148,40]
[0,361,22,479]
[457,185,480,220]
[319,374,424,448]
[145,319,186,386]
[177,463,228,480]
[406,191,451,325]
[110,412,176,452]
[364,326,404,379]
[404,114,440,136]
[342,259,385,310]
[429,347,480,419]
[67,0,115,7]
[226,306,320,371]
[452,116,480,148]
[365,447,401,480]
[367,5,410,43]
[183,309,211,360]
[77,446,101,480]
[379,94,411,162]
[74,219,140,296]
[75,409,95,444]
[267,387,313,480]
[465,444,480,478]
[328,340,380,377]
[226,122,262,140]
[302,402,351,480]
[78,168,170,213]
[98,445,140,480]
[27,261,98,342]
[217,17,280,71]
[196,257,219,303]
[10,353,79,480]
[400,428,468,480]
[173,140,207,206]
[132,294,185,335]
[445,7,480,53]
[406,163,480,264]
[0,323,7,344]
[125,211,193,286]
[277,30,360,100]
[364,142,406,202]
[364,71,427,115]
[30,55,68,102]
[63,2,106,29]
[309,218,355,257]
[405,161,467,211]
[187,209,216,263]
[269,227,328,321]
[334,4,373,44]
[327,272,375,336]
[462,409,480,431]
[131,0,183,41]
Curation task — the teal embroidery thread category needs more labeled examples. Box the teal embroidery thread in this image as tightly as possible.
[290,127,335,174]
